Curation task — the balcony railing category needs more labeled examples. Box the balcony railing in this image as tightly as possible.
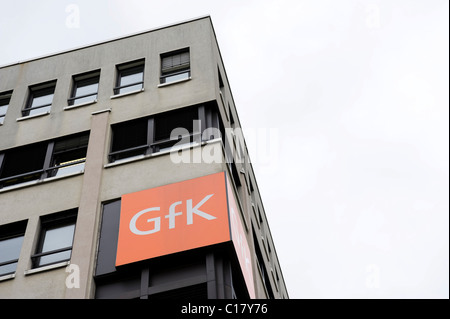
[0,158,86,189]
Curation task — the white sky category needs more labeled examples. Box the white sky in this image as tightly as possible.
[0,0,448,298]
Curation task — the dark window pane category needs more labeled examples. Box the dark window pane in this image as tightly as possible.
[154,107,198,141]
[0,142,47,187]
[0,220,27,276]
[110,118,147,161]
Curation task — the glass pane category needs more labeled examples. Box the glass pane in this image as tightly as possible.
[0,262,18,276]
[75,82,98,97]
[38,250,71,267]
[120,70,144,86]
[42,224,75,253]
[31,93,54,108]
[0,104,8,116]
[120,71,143,87]
[0,236,24,263]
[73,94,97,105]
[28,104,51,116]
[27,92,53,116]
[118,84,142,95]
[53,162,85,177]
[162,71,190,84]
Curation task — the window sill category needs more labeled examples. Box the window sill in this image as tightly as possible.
[24,261,69,276]
[0,170,84,194]
[110,88,144,99]
[64,99,97,111]
[0,273,15,282]
[157,77,192,88]
[91,108,112,116]
[16,111,50,122]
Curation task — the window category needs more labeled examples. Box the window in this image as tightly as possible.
[49,133,89,177]
[23,81,56,117]
[0,90,12,125]
[0,142,48,188]
[0,132,89,189]
[68,71,100,106]
[109,105,205,163]
[32,210,76,268]
[0,220,27,276]
[110,117,149,162]
[160,48,190,84]
[153,106,199,152]
[114,59,144,95]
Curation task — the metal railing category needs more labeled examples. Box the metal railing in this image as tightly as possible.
[113,81,144,95]
[67,92,98,105]
[108,132,201,162]
[21,103,52,116]
[0,259,18,276]
[0,159,86,189]
[160,69,190,84]
[30,246,72,268]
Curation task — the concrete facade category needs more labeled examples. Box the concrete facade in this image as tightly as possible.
[0,16,288,299]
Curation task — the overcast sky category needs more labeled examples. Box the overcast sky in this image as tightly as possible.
[0,0,448,299]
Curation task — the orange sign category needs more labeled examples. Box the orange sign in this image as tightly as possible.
[227,175,256,299]
[116,172,230,267]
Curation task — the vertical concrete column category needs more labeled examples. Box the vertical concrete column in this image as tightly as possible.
[65,109,110,299]
[206,252,217,299]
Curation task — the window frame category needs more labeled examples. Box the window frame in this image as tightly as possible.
[48,133,89,178]
[68,70,100,106]
[0,131,90,189]
[0,90,13,125]
[22,80,56,117]
[31,210,77,269]
[114,59,145,95]
[0,220,27,277]
[160,48,191,84]
[108,105,210,163]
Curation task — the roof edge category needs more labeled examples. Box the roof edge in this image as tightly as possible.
[0,15,211,69]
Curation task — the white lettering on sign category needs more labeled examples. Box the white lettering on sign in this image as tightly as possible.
[129,207,161,235]
[129,194,216,235]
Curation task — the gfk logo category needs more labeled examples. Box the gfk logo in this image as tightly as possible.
[116,173,231,267]
[129,194,217,235]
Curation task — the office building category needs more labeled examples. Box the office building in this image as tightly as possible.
[0,16,288,299]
